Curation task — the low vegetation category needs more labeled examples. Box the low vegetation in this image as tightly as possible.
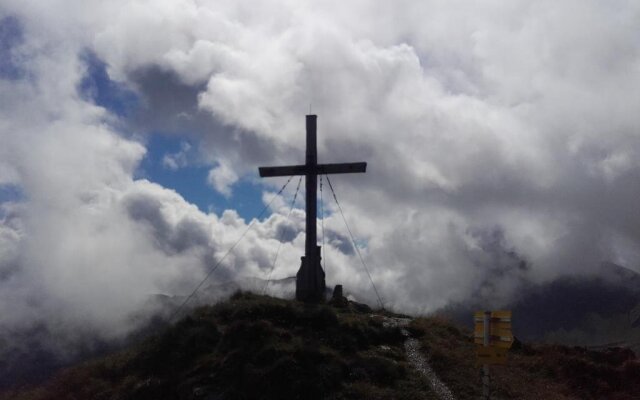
[3,292,435,400]
[409,316,640,400]
[3,293,639,399]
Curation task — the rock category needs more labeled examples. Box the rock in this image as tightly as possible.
[329,284,348,307]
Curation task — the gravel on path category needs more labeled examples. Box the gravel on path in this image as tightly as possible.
[380,316,457,400]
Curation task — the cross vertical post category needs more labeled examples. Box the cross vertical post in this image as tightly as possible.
[305,115,318,287]
[258,115,367,303]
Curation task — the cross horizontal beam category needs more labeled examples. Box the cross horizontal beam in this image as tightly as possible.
[259,162,367,177]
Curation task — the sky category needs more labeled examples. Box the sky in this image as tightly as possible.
[0,0,639,352]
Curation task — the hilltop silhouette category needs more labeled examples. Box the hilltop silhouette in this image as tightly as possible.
[3,292,639,400]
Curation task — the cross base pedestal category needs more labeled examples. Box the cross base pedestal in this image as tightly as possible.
[296,246,326,302]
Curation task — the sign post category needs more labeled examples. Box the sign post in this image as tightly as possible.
[474,310,513,400]
[483,311,490,400]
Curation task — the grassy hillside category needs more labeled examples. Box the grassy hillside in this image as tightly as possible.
[2,292,434,400]
[3,292,640,400]
[409,317,640,400]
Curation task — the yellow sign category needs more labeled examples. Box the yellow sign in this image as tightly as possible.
[491,310,512,320]
[474,310,514,351]
[475,346,508,365]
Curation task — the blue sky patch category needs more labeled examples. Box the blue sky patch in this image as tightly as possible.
[0,184,24,203]
[0,16,25,80]
[136,134,268,220]
[79,52,139,117]
[77,52,274,221]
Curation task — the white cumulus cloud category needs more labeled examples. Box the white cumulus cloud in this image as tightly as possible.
[0,0,639,354]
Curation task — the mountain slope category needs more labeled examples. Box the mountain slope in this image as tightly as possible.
[3,292,434,400]
[3,292,640,400]
[409,317,640,400]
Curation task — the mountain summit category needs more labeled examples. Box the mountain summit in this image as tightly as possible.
[3,292,640,400]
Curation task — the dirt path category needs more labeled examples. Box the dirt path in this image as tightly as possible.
[381,316,457,400]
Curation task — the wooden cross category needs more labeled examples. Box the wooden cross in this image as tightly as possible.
[259,115,367,302]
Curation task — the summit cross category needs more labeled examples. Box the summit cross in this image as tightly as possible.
[259,115,367,302]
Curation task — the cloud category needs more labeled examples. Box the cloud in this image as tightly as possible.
[207,161,239,197]
[162,141,192,170]
[0,0,639,358]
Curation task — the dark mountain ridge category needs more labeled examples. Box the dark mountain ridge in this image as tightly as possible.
[441,263,640,350]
